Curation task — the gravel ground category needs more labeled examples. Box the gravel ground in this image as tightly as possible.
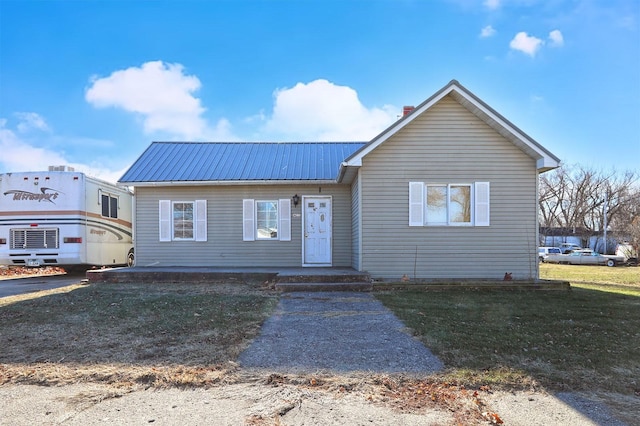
[238,292,444,373]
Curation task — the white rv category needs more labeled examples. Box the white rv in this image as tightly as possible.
[0,167,134,269]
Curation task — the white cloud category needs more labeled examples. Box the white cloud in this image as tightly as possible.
[263,79,397,141]
[480,25,496,38]
[1,118,69,173]
[85,61,233,140]
[14,112,50,133]
[484,0,500,10]
[548,29,564,47]
[510,32,544,57]
[0,118,126,183]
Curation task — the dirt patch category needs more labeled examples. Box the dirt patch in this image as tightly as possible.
[0,265,66,279]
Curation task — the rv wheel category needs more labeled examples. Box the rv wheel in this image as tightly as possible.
[127,250,135,267]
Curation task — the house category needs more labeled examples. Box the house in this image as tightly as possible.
[119,80,560,280]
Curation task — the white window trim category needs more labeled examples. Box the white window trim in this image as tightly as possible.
[243,198,291,242]
[159,199,207,242]
[409,182,490,227]
[255,200,279,240]
[172,201,196,241]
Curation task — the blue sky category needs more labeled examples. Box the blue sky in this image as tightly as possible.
[1,0,638,182]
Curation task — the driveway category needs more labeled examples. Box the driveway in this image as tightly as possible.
[239,291,444,373]
[0,273,85,298]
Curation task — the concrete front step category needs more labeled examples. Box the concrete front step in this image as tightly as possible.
[275,282,373,292]
[276,272,371,284]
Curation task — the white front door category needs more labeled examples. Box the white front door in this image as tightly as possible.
[303,197,332,266]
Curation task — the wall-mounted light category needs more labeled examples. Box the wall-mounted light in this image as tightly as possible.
[292,194,300,207]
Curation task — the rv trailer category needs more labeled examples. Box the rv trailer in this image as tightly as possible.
[0,167,134,269]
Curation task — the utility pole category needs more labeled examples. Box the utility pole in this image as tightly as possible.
[603,192,608,254]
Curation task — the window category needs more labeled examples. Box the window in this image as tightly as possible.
[159,200,207,242]
[426,184,471,225]
[410,182,489,227]
[101,194,118,218]
[243,199,291,241]
[173,202,194,239]
[256,201,278,239]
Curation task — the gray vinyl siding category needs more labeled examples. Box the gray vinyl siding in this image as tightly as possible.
[360,95,539,280]
[351,173,361,270]
[134,184,352,267]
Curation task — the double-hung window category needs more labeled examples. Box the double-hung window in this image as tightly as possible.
[159,200,207,241]
[173,202,194,239]
[243,199,291,241]
[410,182,489,227]
[256,201,279,239]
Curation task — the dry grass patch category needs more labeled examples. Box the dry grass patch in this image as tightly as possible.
[0,282,278,386]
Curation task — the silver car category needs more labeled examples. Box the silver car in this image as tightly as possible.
[546,249,622,267]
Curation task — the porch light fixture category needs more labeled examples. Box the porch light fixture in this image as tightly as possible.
[292,194,300,207]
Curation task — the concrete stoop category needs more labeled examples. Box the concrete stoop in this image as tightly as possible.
[275,270,372,292]
[86,267,372,291]
[275,281,373,292]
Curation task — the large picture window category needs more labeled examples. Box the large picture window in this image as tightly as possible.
[426,184,472,225]
[410,182,489,227]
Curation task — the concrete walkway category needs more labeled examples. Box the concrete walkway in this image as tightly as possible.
[239,292,444,373]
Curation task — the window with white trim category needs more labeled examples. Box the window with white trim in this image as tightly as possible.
[409,182,490,227]
[256,200,278,239]
[159,200,207,241]
[243,199,291,241]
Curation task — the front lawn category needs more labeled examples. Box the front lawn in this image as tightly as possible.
[0,282,278,386]
[376,265,640,394]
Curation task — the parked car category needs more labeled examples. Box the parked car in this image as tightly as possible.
[538,246,562,262]
[545,249,624,267]
[558,243,582,254]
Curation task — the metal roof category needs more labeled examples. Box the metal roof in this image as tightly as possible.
[119,142,367,184]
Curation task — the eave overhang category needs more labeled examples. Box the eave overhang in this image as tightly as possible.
[118,179,340,187]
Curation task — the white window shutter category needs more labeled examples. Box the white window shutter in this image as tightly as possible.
[279,199,291,241]
[408,182,425,226]
[243,199,255,241]
[195,200,207,241]
[159,200,171,241]
[474,182,490,226]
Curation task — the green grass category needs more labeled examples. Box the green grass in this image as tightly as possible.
[377,267,640,394]
[540,262,640,287]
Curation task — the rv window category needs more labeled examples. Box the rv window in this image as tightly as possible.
[101,194,119,219]
[110,197,118,218]
[101,194,110,217]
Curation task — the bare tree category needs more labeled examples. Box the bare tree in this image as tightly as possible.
[539,164,639,254]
